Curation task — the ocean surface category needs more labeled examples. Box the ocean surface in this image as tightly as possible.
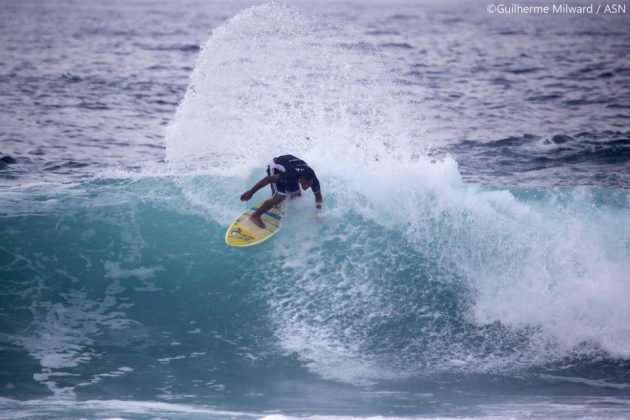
[1,0,629,418]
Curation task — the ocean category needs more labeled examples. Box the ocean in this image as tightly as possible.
[1,0,629,418]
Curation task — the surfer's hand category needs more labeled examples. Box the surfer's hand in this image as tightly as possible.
[315,208,323,224]
[315,204,323,220]
[240,190,253,201]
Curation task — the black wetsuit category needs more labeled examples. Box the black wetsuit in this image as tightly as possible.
[266,155,321,196]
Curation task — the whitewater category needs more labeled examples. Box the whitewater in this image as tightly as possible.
[1,1,629,418]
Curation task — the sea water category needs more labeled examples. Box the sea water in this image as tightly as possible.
[1,1,629,418]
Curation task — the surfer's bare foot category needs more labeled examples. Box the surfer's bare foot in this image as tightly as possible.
[249,214,265,229]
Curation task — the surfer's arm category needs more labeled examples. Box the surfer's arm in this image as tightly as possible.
[314,190,323,212]
[240,174,280,201]
[310,176,322,211]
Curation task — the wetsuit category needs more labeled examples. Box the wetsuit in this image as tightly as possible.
[266,155,321,196]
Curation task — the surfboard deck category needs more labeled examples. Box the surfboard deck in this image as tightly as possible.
[225,200,284,247]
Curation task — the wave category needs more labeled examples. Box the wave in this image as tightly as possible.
[1,167,629,392]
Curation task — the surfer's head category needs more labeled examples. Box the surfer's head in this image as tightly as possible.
[298,167,316,190]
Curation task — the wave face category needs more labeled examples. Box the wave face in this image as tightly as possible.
[2,164,630,416]
[2,2,630,419]
[2,171,630,388]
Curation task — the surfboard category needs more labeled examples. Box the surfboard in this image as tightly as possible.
[225,200,284,247]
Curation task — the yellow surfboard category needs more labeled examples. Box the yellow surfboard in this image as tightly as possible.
[225,200,284,247]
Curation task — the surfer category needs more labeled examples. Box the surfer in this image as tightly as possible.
[240,155,322,228]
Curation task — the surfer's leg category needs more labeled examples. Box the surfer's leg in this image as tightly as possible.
[249,213,265,228]
[250,194,285,228]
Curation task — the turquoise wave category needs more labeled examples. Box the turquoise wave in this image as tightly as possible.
[1,172,629,406]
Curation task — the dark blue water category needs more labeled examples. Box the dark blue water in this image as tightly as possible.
[1,1,630,419]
